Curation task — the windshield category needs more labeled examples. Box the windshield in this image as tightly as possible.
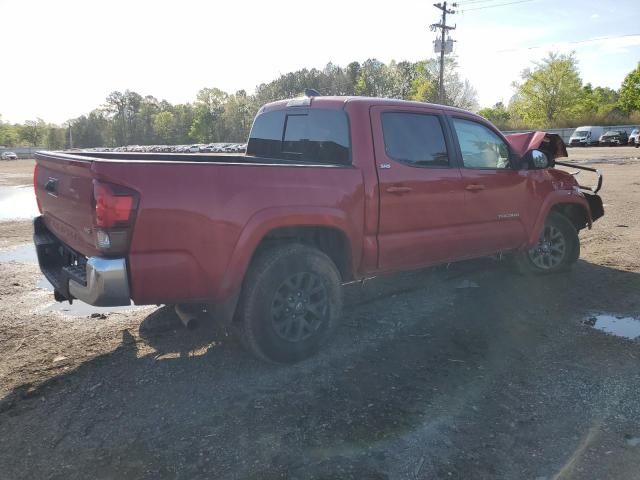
[574,130,589,138]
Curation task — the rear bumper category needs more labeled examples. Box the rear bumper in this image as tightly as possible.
[68,257,130,306]
[33,216,131,306]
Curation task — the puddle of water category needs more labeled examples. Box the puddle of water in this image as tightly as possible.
[45,299,146,317]
[37,277,53,290]
[0,185,40,221]
[0,243,38,264]
[586,314,640,340]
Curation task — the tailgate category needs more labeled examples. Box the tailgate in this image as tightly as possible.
[34,152,100,257]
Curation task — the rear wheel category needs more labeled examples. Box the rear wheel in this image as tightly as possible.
[237,244,342,363]
[514,212,579,274]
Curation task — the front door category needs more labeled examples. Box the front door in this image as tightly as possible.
[371,106,469,273]
[448,115,529,256]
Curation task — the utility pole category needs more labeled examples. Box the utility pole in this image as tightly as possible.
[67,121,73,149]
[430,2,457,104]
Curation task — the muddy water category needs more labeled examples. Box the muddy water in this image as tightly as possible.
[587,314,640,340]
[0,243,145,317]
[0,243,37,263]
[0,185,39,221]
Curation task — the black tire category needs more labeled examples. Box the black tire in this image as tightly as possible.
[513,212,579,274]
[237,243,342,363]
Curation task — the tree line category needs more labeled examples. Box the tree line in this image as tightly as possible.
[1,55,639,149]
[480,54,640,130]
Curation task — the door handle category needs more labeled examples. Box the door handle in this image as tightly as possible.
[386,186,413,194]
[45,177,58,194]
[465,184,486,192]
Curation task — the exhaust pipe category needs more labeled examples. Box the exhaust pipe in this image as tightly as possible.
[174,304,200,329]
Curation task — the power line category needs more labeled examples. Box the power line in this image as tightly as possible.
[460,0,536,12]
[458,0,512,4]
[494,32,640,53]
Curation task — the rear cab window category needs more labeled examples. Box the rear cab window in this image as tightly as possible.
[247,108,351,165]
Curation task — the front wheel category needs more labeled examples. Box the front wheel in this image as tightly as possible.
[237,244,343,363]
[514,212,580,274]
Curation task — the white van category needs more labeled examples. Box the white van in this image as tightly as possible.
[569,126,604,147]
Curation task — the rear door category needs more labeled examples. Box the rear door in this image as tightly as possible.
[371,106,469,272]
[447,115,528,256]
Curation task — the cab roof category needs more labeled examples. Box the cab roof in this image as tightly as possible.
[261,95,478,117]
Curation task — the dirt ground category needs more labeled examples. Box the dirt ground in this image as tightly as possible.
[0,159,35,186]
[0,149,639,479]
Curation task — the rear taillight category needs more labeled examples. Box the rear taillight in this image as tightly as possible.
[94,181,135,228]
[33,164,42,213]
[92,180,138,254]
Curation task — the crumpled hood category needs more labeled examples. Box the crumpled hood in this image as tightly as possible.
[504,132,568,161]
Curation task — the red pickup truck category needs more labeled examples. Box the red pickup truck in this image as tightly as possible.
[33,95,604,362]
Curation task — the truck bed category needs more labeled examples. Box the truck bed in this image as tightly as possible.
[34,150,364,306]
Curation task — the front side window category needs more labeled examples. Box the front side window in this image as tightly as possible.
[381,112,449,167]
[247,108,350,165]
[452,118,510,169]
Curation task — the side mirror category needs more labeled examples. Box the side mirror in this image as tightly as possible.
[522,149,551,169]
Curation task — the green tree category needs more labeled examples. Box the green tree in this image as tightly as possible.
[478,102,511,128]
[104,90,143,145]
[138,95,160,144]
[189,88,228,142]
[71,110,111,148]
[222,90,254,142]
[355,59,395,97]
[19,119,46,146]
[171,104,196,144]
[0,115,19,146]
[153,111,174,143]
[46,125,66,149]
[618,63,640,113]
[510,52,583,127]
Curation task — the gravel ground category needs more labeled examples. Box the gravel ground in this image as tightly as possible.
[0,149,639,479]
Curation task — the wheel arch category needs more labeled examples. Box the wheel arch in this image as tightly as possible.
[218,207,360,301]
[527,193,592,247]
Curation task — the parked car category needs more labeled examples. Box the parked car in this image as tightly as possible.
[599,130,628,146]
[33,95,604,363]
[628,128,639,147]
[568,126,604,147]
[1,151,18,160]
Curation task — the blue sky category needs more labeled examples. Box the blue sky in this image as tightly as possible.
[1,0,638,123]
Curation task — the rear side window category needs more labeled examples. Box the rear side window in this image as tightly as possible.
[381,113,449,167]
[247,109,351,165]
